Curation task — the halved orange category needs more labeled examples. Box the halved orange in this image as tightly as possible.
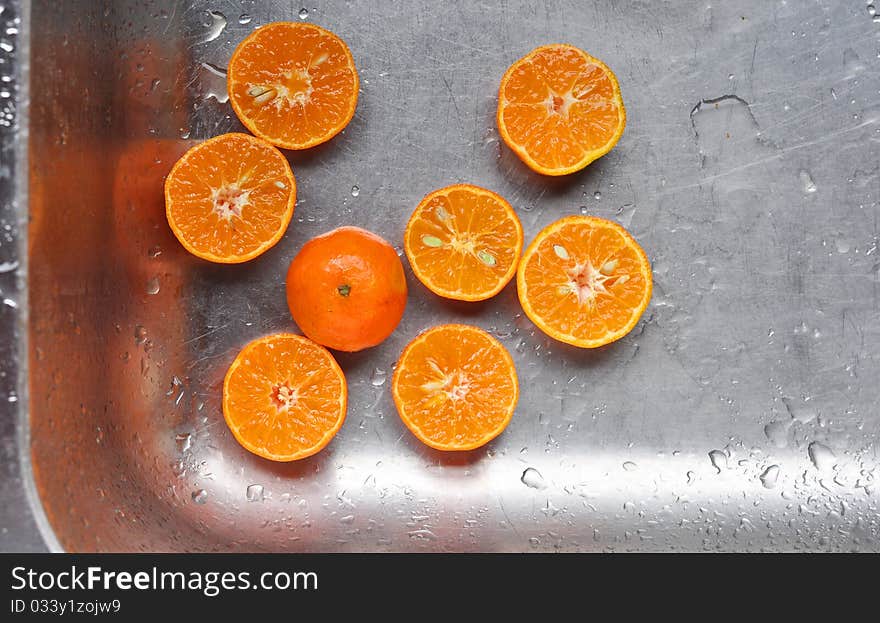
[223,333,347,461]
[228,22,359,150]
[517,216,651,348]
[497,44,626,176]
[404,184,523,301]
[392,324,519,451]
[164,133,296,263]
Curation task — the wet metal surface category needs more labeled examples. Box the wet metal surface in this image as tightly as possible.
[3,0,880,551]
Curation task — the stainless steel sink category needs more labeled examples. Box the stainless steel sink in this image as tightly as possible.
[2,0,879,552]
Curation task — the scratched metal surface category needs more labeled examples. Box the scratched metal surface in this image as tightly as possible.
[8,0,880,551]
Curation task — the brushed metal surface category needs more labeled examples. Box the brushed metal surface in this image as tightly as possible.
[7,0,880,551]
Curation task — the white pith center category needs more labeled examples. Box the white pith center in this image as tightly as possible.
[272,384,298,411]
[420,362,470,402]
[212,185,250,220]
[247,52,329,109]
[421,207,497,267]
[559,257,623,305]
[547,91,577,116]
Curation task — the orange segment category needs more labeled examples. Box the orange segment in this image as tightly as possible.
[404,184,523,301]
[517,216,652,348]
[228,22,359,150]
[392,325,519,451]
[223,333,347,461]
[164,133,296,263]
[497,44,626,176]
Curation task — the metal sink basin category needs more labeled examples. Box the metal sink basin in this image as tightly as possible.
[2,0,878,552]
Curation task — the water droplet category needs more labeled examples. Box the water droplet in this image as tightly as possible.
[808,442,836,471]
[7,393,18,403]
[150,78,161,91]
[764,420,791,448]
[622,461,637,471]
[0,260,19,273]
[246,484,265,502]
[238,13,252,24]
[145,276,160,295]
[835,239,850,254]
[2,297,17,308]
[868,5,876,17]
[521,467,547,489]
[540,499,559,516]
[491,325,514,339]
[172,460,186,478]
[579,205,589,214]
[350,185,359,197]
[830,88,838,100]
[175,433,192,453]
[148,245,162,258]
[199,62,228,103]
[370,368,387,387]
[340,514,355,524]
[728,73,735,80]
[191,489,208,504]
[134,325,148,344]
[708,449,728,474]
[799,170,817,193]
[686,470,696,484]
[759,464,780,488]
[593,191,601,200]
[407,529,437,541]
[298,7,310,20]
[615,204,636,228]
[200,11,227,43]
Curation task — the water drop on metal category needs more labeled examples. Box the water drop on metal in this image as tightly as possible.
[708,449,728,474]
[520,467,547,489]
[759,465,780,488]
[145,276,160,295]
[370,368,387,387]
[201,11,227,43]
[246,484,265,502]
[799,170,817,193]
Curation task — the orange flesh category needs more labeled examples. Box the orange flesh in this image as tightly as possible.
[392,325,519,451]
[498,44,625,175]
[164,133,295,263]
[405,185,523,301]
[223,333,346,461]
[228,22,359,149]
[517,216,651,348]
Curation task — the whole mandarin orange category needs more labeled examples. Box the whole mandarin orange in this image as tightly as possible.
[286,226,407,352]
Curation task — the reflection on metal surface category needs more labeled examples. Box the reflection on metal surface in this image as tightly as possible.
[13,0,880,551]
